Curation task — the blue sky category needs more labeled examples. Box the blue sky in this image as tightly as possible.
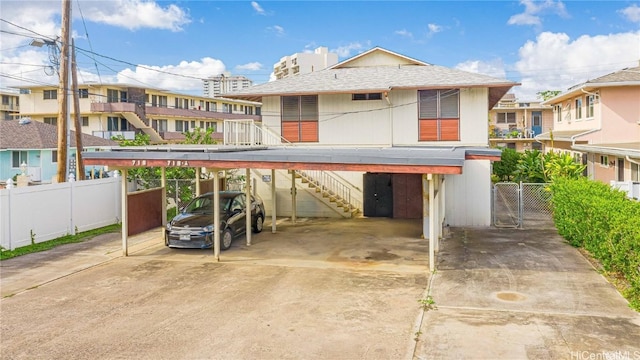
[1,0,639,100]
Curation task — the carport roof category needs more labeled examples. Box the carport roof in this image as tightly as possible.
[82,145,500,175]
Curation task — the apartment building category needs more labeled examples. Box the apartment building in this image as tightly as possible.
[203,72,253,97]
[489,94,553,152]
[1,90,20,120]
[272,47,338,80]
[14,83,261,144]
[539,66,640,183]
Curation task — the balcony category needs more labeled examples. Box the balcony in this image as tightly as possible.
[490,128,536,139]
[91,102,261,121]
[93,130,135,140]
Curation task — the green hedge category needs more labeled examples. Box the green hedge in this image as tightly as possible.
[550,178,640,310]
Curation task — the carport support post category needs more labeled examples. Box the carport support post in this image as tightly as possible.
[246,168,252,246]
[291,172,297,224]
[434,174,440,253]
[195,167,201,196]
[271,169,277,233]
[213,169,220,261]
[161,167,167,228]
[429,174,436,271]
[121,168,128,257]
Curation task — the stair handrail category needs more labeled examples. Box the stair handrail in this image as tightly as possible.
[296,169,362,211]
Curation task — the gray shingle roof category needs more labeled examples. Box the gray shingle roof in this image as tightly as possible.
[586,66,640,84]
[0,119,117,149]
[225,64,517,99]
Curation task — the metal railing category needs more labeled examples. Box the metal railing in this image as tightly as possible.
[296,169,362,212]
[222,119,361,212]
[223,119,290,146]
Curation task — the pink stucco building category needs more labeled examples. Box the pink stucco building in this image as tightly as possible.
[538,66,640,184]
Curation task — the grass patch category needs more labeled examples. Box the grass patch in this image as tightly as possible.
[0,224,121,261]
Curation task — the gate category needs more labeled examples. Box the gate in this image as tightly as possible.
[492,182,554,229]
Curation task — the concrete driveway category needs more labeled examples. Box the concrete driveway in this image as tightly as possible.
[1,218,639,359]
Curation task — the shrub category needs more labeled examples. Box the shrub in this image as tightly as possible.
[550,178,640,310]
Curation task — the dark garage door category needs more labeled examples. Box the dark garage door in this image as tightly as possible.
[364,173,422,219]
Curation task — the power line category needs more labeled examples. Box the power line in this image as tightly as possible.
[0,18,57,42]
[75,0,102,84]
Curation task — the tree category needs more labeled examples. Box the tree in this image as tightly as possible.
[536,90,562,101]
[514,149,545,183]
[493,148,521,182]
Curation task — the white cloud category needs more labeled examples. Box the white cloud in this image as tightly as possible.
[619,4,640,22]
[236,62,263,71]
[513,31,640,99]
[80,0,191,31]
[427,23,442,35]
[268,25,285,36]
[331,42,368,58]
[251,1,266,15]
[116,57,225,92]
[395,29,413,38]
[508,0,568,26]
[455,59,507,79]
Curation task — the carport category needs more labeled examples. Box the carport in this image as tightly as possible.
[83,145,500,271]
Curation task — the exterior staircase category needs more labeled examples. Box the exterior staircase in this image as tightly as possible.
[225,119,362,216]
[293,170,361,218]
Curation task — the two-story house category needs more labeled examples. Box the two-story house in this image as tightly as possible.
[539,66,640,183]
[15,83,262,144]
[222,47,518,227]
[489,94,553,152]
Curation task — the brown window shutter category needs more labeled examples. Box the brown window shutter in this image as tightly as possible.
[282,122,300,142]
[419,119,438,141]
[440,119,460,141]
[300,121,318,142]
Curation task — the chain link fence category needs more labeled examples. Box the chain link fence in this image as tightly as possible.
[493,182,520,227]
[493,182,554,229]
[520,183,554,229]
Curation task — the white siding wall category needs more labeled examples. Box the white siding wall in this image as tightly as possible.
[459,88,490,145]
[260,87,489,147]
[444,160,492,226]
[260,96,282,137]
[318,94,391,145]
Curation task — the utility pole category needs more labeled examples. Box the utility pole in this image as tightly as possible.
[56,0,71,183]
[71,38,85,180]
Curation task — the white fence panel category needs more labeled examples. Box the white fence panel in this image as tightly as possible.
[610,180,640,200]
[0,177,121,251]
[72,178,121,232]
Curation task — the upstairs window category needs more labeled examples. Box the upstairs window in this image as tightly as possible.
[352,93,382,101]
[554,105,562,122]
[78,89,89,98]
[418,89,460,141]
[496,112,516,124]
[575,98,583,119]
[586,95,595,118]
[281,95,319,142]
[43,90,57,100]
[44,117,57,126]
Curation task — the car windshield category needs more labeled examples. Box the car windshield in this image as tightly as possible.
[182,196,231,214]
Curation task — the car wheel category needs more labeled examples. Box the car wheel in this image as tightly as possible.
[221,228,233,250]
[253,214,264,233]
